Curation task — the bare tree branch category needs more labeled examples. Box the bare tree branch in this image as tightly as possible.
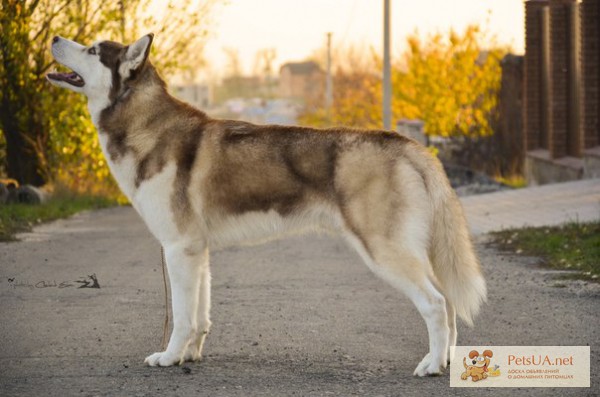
[31,0,70,42]
[38,1,107,74]
[27,0,42,16]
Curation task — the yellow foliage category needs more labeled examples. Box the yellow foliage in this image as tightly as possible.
[299,46,382,129]
[494,175,527,189]
[1,0,217,198]
[393,25,507,138]
[301,25,507,140]
[426,146,439,157]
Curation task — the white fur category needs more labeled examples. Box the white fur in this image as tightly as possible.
[132,164,181,242]
[49,37,114,120]
[206,203,344,250]
[96,132,137,195]
[145,240,206,366]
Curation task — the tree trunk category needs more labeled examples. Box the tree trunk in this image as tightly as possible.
[0,1,47,187]
[0,69,46,187]
[3,127,45,187]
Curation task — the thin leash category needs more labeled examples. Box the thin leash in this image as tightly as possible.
[160,246,170,351]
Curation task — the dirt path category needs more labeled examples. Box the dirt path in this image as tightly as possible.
[1,206,598,396]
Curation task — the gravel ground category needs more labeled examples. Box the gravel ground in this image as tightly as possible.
[0,207,598,396]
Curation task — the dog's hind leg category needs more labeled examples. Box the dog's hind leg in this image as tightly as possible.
[145,241,206,366]
[344,233,449,376]
[409,275,449,376]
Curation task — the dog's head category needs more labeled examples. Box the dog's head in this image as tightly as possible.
[47,34,153,104]
[467,350,493,370]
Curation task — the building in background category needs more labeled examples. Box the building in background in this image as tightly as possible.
[279,61,324,104]
[171,83,213,109]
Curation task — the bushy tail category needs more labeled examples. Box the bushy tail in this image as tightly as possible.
[428,175,487,326]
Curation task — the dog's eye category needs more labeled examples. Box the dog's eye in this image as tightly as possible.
[88,47,96,55]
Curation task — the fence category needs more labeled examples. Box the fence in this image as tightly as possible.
[523,0,600,183]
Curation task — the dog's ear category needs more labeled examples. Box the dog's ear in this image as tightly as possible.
[468,350,479,359]
[121,33,154,80]
[483,350,493,358]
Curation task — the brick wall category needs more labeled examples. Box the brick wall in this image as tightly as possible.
[582,0,600,148]
[549,0,575,158]
[499,55,525,173]
[524,1,549,151]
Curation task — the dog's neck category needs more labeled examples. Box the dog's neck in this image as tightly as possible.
[88,63,174,124]
[90,63,208,164]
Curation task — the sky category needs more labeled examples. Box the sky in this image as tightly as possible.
[199,0,525,79]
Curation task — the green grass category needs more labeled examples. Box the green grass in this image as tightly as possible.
[494,175,527,189]
[0,194,118,241]
[491,221,600,282]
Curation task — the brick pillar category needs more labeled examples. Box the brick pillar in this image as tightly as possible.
[550,0,581,158]
[582,0,600,148]
[499,55,525,174]
[524,1,550,152]
[540,6,552,151]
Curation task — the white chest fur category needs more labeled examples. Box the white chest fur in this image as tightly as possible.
[133,163,180,242]
[96,131,138,199]
[96,129,181,242]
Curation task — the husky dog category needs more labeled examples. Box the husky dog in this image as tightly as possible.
[47,34,486,376]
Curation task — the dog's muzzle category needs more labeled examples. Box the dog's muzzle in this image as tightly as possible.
[47,37,86,88]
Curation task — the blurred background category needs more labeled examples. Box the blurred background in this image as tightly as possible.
[0,0,598,203]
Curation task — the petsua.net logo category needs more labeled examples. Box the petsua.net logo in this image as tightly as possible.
[450,346,589,388]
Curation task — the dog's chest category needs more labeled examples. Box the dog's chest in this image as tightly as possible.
[97,131,138,199]
[97,130,182,240]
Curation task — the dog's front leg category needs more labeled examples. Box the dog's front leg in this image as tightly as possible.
[183,249,211,362]
[145,242,206,366]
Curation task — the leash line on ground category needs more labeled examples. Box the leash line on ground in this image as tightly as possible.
[161,246,169,351]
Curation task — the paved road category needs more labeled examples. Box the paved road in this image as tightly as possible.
[463,178,600,235]
[1,180,599,396]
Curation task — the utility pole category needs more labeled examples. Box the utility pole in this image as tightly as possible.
[325,32,333,116]
[382,0,392,130]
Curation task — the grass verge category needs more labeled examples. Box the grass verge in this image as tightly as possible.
[490,221,600,282]
[0,194,118,242]
[493,174,527,189]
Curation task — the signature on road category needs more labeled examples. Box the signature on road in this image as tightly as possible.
[6,274,101,290]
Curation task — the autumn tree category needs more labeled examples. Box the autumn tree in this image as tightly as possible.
[253,48,277,98]
[394,25,507,138]
[0,0,216,191]
[214,47,246,102]
[301,25,507,140]
[299,46,382,129]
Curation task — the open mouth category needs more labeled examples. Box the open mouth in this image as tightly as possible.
[47,70,85,87]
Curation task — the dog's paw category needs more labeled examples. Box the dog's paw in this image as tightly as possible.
[413,353,444,377]
[182,328,210,362]
[182,346,202,363]
[144,351,183,367]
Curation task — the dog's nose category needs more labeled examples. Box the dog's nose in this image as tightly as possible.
[52,36,60,44]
